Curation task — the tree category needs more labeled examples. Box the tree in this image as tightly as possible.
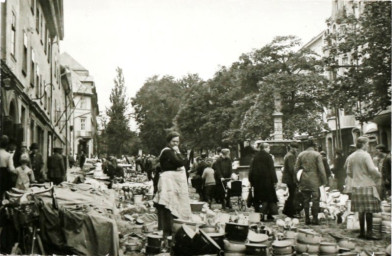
[132,75,187,155]
[105,67,137,156]
[239,36,328,139]
[323,1,391,122]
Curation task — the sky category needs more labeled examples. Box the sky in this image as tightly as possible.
[60,0,332,114]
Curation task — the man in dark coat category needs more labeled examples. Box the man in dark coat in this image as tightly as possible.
[332,149,346,192]
[249,142,278,219]
[79,150,86,169]
[213,149,233,209]
[295,139,327,225]
[47,147,66,185]
[282,142,299,217]
[29,143,44,182]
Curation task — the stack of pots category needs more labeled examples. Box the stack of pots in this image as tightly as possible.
[295,229,322,256]
[246,231,270,256]
[272,239,295,256]
[145,234,163,255]
[223,222,249,256]
[373,217,382,235]
[319,242,340,256]
[382,212,391,235]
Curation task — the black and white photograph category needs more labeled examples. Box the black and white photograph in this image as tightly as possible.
[0,0,391,255]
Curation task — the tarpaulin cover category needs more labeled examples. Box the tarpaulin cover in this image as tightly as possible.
[36,183,119,256]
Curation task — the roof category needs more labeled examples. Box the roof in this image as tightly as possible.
[60,52,88,72]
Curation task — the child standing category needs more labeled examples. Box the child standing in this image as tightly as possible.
[202,158,216,207]
[10,154,36,190]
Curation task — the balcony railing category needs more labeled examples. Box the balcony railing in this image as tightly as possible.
[76,130,92,138]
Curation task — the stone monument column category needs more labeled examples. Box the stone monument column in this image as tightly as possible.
[273,92,283,140]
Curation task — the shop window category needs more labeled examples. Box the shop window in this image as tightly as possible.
[35,65,40,97]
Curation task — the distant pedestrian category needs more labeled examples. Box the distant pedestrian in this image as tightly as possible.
[345,137,381,240]
[213,149,233,209]
[29,143,44,182]
[79,150,86,169]
[320,151,331,180]
[202,158,216,207]
[68,153,75,168]
[249,143,278,220]
[10,154,36,190]
[48,147,66,185]
[282,142,299,218]
[295,139,327,225]
[333,149,346,193]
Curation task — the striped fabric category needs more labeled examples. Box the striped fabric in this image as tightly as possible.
[351,186,381,213]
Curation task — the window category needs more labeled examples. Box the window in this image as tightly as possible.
[40,14,44,44]
[22,32,28,75]
[35,7,39,33]
[30,49,35,86]
[39,75,43,100]
[80,118,86,130]
[30,0,35,14]
[47,38,51,62]
[80,97,85,109]
[11,12,16,57]
[44,28,48,54]
[35,65,40,97]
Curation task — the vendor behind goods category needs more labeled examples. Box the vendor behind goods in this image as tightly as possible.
[153,131,192,248]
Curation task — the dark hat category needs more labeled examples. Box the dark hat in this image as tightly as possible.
[289,142,299,148]
[376,144,386,150]
[30,143,39,150]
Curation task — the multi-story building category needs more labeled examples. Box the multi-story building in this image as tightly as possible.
[302,0,389,162]
[60,52,99,158]
[0,0,71,169]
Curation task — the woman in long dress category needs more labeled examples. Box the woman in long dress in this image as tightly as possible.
[153,132,192,243]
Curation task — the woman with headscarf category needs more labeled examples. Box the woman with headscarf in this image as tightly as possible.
[153,132,192,245]
[0,135,15,198]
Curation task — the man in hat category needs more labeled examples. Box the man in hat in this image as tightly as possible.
[282,142,299,217]
[47,147,66,185]
[214,148,233,209]
[295,139,327,225]
[29,143,44,182]
[13,141,30,168]
[79,150,86,169]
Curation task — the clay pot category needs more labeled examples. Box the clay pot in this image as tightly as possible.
[337,238,356,250]
[248,231,269,244]
[319,242,339,254]
[272,239,294,255]
[146,234,162,248]
[223,239,247,253]
[173,224,196,255]
[206,232,225,249]
[295,242,320,254]
[225,222,249,242]
[297,229,322,245]
[190,202,205,212]
[145,245,160,254]
[200,224,217,233]
[246,243,269,256]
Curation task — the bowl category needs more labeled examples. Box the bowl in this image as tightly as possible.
[225,222,249,242]
[190,202,205,212]
[337,238,356,250]
[200,224,217,233]
[295,242,320,254]
[248,230,269,244]
[297,229,322,245]
[272,240,294,255]
[320,242,339,254]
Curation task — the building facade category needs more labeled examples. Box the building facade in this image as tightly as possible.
[0,0,72,170]
[60,52,99,158]
[303,0,389,163]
